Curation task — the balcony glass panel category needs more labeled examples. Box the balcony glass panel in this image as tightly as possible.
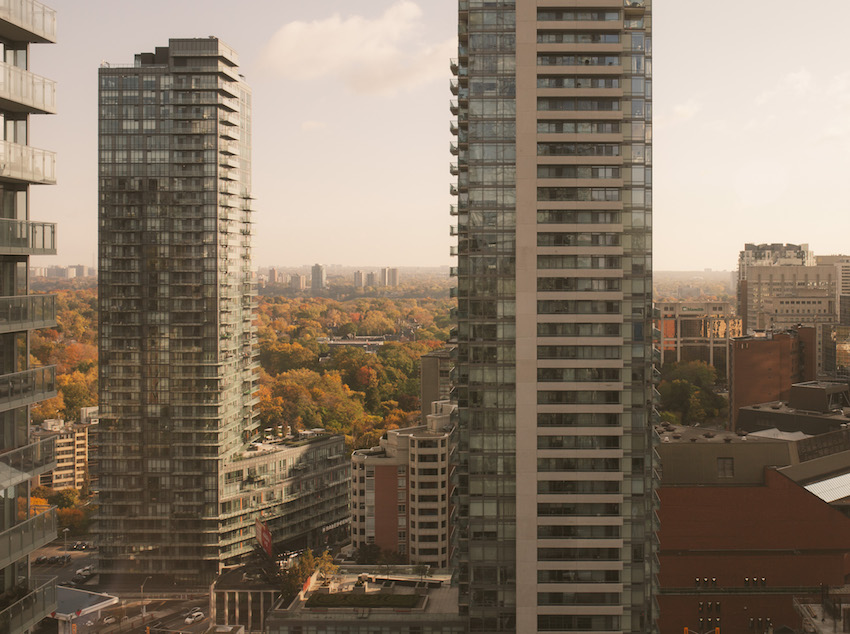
[0,219,56,255]
[0,508,56,570]
[0,140,56,184]
[0,0,56,42]
[0,577,57,634]
[0,62,55,113]
[0,294,56,333]
[0,366,57,415]
[0,435,55,489]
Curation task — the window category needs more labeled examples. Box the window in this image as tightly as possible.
[717,457,734,478]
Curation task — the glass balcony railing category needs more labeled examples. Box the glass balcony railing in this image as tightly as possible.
[0,435,55,490]
[0,62,55,113]
[0,0,56,42]
[0,508,56,570]
[0,366,57,416]
[0,576,57,634]
[0,219,56,255]
[0,140,56,184]
[0,294,56,333]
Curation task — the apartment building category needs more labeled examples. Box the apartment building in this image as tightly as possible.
[97,38,261,586]
[351,401,456,569]
[450,2,655,630]
[0,0,59,628]
[656,301,741,379]
[32,419,89,490]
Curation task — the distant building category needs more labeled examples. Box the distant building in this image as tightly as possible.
[291,274,306,291]
[379,267,389,287]
[32,419,90,490]
[311,264,326,292]
[656,301,741,379]
[730,327,816,429]
[365,272,376,287]
[387,267,399,287]
[351,401,456,569]
[420,348,453,422]
[353,270,365,289]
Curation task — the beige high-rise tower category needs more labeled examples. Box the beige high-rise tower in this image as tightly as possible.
[451,1,655,632]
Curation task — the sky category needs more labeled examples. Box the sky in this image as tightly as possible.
[30,0,850,271]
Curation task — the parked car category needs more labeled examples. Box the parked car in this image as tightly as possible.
[102,615,116,625]
[35,556,47,565]
[73,541,83,550]
[47,556,59,564]
[62,554,72,564]
[184,612,204,624]
[71,574,85,584]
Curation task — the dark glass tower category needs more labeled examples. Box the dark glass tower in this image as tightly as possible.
[97,38,259,586]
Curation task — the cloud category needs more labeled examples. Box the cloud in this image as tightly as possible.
[671,99,701,122]
[260,1,454,96]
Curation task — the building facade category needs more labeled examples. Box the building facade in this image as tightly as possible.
[33,419,89,490]
[351,401,456,569]
[311,263,325,292]
[451,2,655,631]
[656,301,741,380]
[97,38,261,586]
[420,347,453,422]
[0,1,59,628]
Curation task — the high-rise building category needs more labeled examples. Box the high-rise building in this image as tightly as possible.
[451,2,655,632]
[311,263,326,292]
[388,267,400,287]
[0,1,59,627]
[97,38,261,586]
[354,270,365,289]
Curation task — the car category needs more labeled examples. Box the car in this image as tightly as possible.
[76,566,93,576]
[184,612,204,624]
[182,607,203,618]
[102,615,117,625]
[73,541,83,550]
[48,556,59,564]
[71,575,85,584]
[61,554,72,564]
[35,556,47,565]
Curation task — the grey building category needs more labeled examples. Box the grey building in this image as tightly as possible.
[0,1,59,629]
[450,1,655,632]
[311,263,326,292]
[97,38,260,586]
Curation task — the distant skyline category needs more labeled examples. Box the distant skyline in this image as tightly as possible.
[31,0,850,270]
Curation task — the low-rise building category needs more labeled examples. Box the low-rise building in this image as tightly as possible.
[210,561,282,633]
[656,301,741,379]
[32,419,91,491]
[736,381,850,436]
[265,572,464,634]
[351,401,455,568]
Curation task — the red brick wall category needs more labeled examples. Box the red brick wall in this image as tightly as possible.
[657,469,850,633]
[373,464,399,554]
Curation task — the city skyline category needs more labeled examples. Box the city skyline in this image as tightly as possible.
[28,0,850,271]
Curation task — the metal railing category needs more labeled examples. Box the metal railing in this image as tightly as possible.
[0,576,56,634]
[0,366,57,414]
[0,61,55,113]
[0,294,55,333]
[0,140,56,184]
[0,508,56,570]
[0,0,56,41]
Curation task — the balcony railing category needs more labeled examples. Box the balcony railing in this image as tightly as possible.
[0,294,56,334]
[0,62,55,113]
[0,218,56,255]
[0,576,56,634]
[0,140,55,184]
[0,508,56,570]
[0,435,55,490]
[0,0,56,43]
[0,366,57,415]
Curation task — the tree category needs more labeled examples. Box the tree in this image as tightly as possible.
[48,488,79,509]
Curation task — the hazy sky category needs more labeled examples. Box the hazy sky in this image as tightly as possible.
[31,1,850,270]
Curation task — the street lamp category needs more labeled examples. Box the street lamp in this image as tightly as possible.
[140,576,152,618]
[62,527,69,558]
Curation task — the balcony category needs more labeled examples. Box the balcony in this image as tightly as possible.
[449,163,458,176]
[0,0,56,43]
[0,508,56,570]
[0,366,57,415]
[450,59,458,76]
[0,435,55,490]
[0,62,55,114]
[0,140,55,184]
[450,79,459,95]
[0,577,57,634]
[0,219,56,255]
[449,100,458,116]
[0,294,56,334]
